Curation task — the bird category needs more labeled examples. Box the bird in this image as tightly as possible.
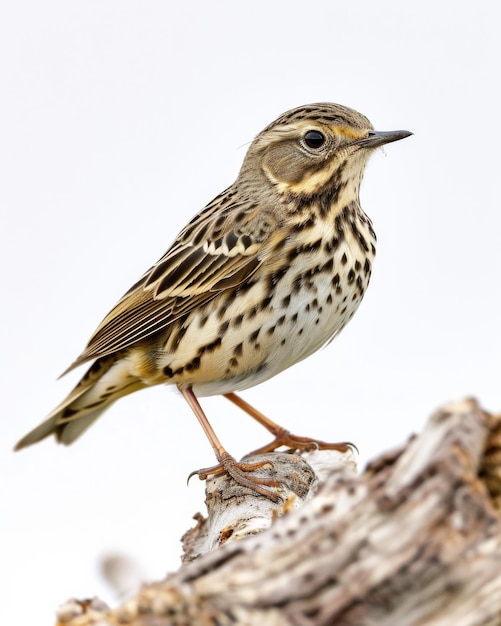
[15,103,411,498]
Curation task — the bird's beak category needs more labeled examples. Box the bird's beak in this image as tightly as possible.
[360,129,413,148]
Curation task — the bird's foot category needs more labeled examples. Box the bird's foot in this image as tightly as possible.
[248,427,357,456]
[189,453,282,502]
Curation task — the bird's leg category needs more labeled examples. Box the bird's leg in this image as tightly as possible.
[179,386,281,501]
[223,392,355,455]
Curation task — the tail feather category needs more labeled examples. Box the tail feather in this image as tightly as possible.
[14,405,107,449]
[57,408,109,445]
[15,355,146,450]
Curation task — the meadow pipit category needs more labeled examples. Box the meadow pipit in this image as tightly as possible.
[16,103,411,498]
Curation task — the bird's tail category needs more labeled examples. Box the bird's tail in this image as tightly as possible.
[15,355,147,450]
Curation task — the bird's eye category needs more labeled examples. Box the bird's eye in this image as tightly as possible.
[303,130,326,150]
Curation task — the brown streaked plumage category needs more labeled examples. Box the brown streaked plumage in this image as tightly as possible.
[15,103,411,499]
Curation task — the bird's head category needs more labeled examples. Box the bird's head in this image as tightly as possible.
[239,103,411,201]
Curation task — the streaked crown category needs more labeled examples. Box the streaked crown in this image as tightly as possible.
[261,102,372,133]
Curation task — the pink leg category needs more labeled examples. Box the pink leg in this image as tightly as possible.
[179,386,281,501]
[224,392,354,455]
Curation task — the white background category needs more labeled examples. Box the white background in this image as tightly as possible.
[1,1,499,623]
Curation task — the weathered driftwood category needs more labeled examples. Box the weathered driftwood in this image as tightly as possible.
[56,398,501,626]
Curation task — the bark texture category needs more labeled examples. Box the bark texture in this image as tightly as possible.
[56,398,501,626]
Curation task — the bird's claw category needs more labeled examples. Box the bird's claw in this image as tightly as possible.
[188,453,281,502]
[248,428,358,456]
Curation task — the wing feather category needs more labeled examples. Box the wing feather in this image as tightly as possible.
[64,188,282,374]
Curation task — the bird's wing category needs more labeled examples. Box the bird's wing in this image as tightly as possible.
[64,189,283,372]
